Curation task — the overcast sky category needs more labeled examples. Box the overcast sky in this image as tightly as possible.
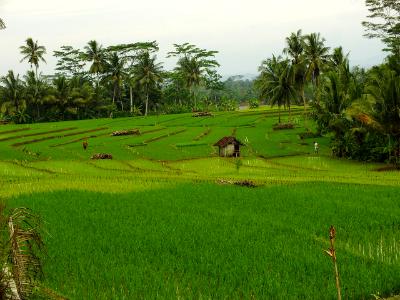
[0,0,386,77]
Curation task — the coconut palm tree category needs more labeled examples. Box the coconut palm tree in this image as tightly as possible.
[51,75,71,120]
[19,38,47,79]
[256,56,296,123]
[168,43,219,109]
[365,66,400,162]
[304,33,330,105]
[0,206,44,299]
[104,52,126,106]
[83,40,105,85]
[284,29,308,125]
[23,70,50,121]
[133,51,163,116]
[330,47,349,69]
[177,56,202,107]
[0,71,25,114]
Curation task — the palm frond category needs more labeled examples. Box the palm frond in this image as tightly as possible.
[8,207,44,299]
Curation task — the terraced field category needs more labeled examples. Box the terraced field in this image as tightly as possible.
[1,106,399,299]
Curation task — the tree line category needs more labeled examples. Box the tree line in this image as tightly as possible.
[255,0,399,164]
[0,34,256,123]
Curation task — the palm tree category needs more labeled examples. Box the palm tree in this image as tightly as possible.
[0,18,5,29]
[134,52,163,116]
[104,52,126,107]
[304,33,330,105]
[0,206,44,299]
[168,43,219,109]
[365,66,400,162]
[133,51,163,116]
[19,38,47,79]
[256,56,296,123]
[83,40,105,85]
[284,29,308,126]
[330,47,349,69]
[0,71,25,114]
[52,76,71,120]
[23,70,49,121]
[178,56,202,108]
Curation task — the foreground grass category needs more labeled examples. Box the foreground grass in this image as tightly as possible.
[9,183,400,299]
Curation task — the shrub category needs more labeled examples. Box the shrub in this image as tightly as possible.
[248,99,260,109]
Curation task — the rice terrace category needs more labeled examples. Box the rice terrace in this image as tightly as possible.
[1,0,400,299]
[0,107,398,299]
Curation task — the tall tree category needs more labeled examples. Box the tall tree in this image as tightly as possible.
[284,29,308,125]
[168,43,219,109]
[104,52,126,107]
[133,51,163,116]
[105,41,159,113]
[304,33,330,105]
[362,0,400,56]
[23,70,50,120]
[54,45,86,77]
[365,64,400,162]
[19,38,47,79]
[256,56,296,123]
[83,40,105,85]
[0,71,25,116]
[330,47,349,69]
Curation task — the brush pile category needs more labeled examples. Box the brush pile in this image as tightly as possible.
[299,130,320,139]
[217,179,257,188]
[91,153,113,160]
[111,129,140,136]
[192,112,213,117]
[273,123,294,130]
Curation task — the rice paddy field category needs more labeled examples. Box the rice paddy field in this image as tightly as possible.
[1,106,400,299]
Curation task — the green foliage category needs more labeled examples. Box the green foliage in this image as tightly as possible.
[248,98,259,109]
[362,0,400,55]
[19,38,47,76]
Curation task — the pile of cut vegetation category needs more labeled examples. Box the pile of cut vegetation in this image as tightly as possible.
[192,112,213,117]
[299,130,320,139]
[273,123,294,130]
[217,179,257,188]
[91,153,113,160]
[111,129,140,136]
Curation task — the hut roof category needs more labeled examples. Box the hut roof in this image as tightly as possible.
[213,136,244,147]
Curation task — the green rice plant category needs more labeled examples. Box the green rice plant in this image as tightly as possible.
[7,183,400,299]
[0,127,77,142]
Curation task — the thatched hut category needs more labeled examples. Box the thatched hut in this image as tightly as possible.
[214,136,243,157]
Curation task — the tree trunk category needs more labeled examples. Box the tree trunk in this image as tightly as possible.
[301,85,307,128]
[145,84,149,116]
[112,85,116,104]
[278,106,281,123]
[315,75,320,106]
[36,103,40,120]
[130,86,133,113]
[145,93,149,116]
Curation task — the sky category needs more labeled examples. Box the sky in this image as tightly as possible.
[0,0,386,77]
